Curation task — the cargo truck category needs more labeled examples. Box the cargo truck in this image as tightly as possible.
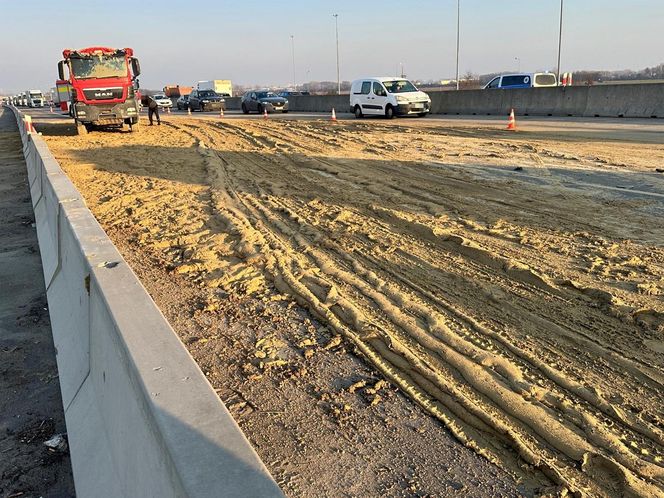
[163,85,192,98]
[26,90,45,107]
[57,46,141,134]
[197,80,232,97]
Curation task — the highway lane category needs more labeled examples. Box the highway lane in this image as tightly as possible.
[21,105,664,144]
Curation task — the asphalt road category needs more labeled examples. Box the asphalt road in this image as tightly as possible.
[0,107,75,497]
[21,105,664,142]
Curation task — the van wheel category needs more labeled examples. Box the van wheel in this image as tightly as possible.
[257,104,263,114]
[200,103,205,112]
[385,105,394,119]
[242,103,249,114]
[354,105,363,119]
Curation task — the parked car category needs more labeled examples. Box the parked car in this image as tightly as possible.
[349,77,431,119]
[483,72,557,89]
[153,93,173,108]
[241,90,289,114]
[176,95,190,110]
[188,89,226,112]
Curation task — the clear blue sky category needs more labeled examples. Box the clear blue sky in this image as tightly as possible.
[1,0,662,93]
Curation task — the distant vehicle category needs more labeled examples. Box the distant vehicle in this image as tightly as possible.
[483,72,558,89]
[188,89,226,112]
[278,91,303,98]
[350,77,431,118]
[163,85,192,98]
[152,93,173,108]
[26,89,45,107]
[241,90,289,114]
[176,95,190,110]
[197,80,233,97]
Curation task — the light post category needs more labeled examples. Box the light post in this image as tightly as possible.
[455,0,460,90]
[290,35,296,89]
[557,0,564,85]
[333,14,340,95]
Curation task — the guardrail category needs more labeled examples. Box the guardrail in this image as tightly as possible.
[5,105,282,498]
[223,83,664,118]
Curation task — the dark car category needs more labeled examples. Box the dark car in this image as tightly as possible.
[278,91,302,98]
[176,95,190,110]
[241,90,289,114]
[188,89,226,112]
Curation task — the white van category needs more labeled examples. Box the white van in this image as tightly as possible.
[483,73,557,90]
[350,77,431,118]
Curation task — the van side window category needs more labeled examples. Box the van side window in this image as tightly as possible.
[487,77,500,89]
[372,82,386,96]
[360,81,371,95]
[501,75,531,87]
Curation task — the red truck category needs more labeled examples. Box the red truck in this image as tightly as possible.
[57,47,141,134]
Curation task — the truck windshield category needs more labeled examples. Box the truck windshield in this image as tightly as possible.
[383,80,418,93]
[30,92,42,97]
[70,55,127,79]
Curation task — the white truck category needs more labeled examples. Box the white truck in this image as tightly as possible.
[197,80,233,97]
[26,89,45,107]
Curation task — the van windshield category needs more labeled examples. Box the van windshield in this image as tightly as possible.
[383,80,418,93]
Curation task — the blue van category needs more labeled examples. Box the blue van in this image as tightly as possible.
[483,73,557,89]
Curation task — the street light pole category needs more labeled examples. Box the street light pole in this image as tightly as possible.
[557,0,564,85]
[290,35,296,89]
[333,14,340,95]
[455,0,460,90]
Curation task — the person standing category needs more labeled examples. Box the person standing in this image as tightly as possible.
[147,95,161,125]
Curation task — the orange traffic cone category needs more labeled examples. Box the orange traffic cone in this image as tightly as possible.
[49,105,54,113]
[331,108,337,121]
[187,106,191,115]
[506,109,516,131]
[166,106,171,114]
[263,109,268,120]
[219,107,224,118]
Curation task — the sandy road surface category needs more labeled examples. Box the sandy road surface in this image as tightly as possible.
[37,114,664,497]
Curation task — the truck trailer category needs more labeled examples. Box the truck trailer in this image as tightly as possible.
[163,85,192,98]
[57,46,141,134]
[197,80,232,97]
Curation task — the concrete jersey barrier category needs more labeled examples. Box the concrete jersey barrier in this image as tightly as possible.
[223,83,664,118]
[5,105,282,498]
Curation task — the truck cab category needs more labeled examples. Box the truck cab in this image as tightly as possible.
[58,47,141,133]
[27,90,44,107]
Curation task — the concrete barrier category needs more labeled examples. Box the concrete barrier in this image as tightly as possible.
[6,105,282,498]
[226,83,664,118]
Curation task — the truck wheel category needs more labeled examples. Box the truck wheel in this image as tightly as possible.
[242,104,249,114]
[354,105,363,119]
[385,105,394,119]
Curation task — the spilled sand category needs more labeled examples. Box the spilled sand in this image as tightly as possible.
[41,116,664,497]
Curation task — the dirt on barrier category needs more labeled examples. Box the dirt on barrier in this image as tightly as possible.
[40,115,664,497]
